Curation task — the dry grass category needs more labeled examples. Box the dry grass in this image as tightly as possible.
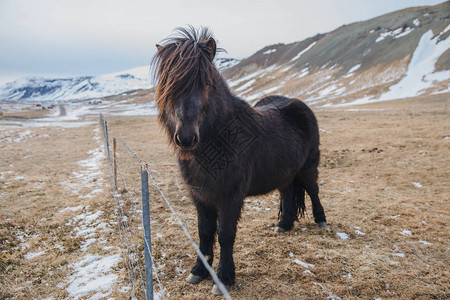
[1,94,449,299]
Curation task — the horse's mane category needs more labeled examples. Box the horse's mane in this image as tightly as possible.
[151,26,220,111]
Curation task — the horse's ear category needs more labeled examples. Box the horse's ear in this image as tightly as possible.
[206,37,216,61]
[156,44,163,52]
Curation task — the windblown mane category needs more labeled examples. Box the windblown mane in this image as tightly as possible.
[151,26,219,112]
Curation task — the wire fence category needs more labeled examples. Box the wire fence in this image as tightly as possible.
[99,114,232,300]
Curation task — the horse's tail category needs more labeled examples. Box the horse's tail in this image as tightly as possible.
[294,180,306,220]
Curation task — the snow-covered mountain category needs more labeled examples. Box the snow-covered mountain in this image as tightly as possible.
[223,2,450,106]
[0,56,241,103]
[2,2,448,106]
[214,57,241,71]
[0,66,153,102]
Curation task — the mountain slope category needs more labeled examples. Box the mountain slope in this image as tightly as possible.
[223,2,450,106]
[0,66,153,102]
[0,57,240,102]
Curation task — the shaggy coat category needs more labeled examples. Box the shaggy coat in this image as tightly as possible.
[152,26,326,291]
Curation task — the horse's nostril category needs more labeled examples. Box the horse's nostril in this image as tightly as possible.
[175,134,182,147]
[175,132,198,149]
[191,134,198,146]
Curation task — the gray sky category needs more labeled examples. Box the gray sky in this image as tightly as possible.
[0,0,444,84]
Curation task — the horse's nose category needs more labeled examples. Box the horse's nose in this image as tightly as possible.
[175,132,199,149]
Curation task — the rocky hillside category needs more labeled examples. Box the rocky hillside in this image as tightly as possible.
[1,3,448,106]
[223,2,450,106]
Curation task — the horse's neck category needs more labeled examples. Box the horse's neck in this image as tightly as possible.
[216,76,252,110]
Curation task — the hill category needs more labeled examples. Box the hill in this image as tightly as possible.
[223,2,450,106]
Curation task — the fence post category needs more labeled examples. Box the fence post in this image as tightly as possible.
[100,114,104,137]
[141,164,154,300]
[113,137,118,189]
[104,120,111,163]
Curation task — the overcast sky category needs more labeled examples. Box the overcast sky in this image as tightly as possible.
[0,0,444,84]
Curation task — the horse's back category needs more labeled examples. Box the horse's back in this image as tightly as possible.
[255,96,318,139]
[254,95,290,108]
[255,95,320,167]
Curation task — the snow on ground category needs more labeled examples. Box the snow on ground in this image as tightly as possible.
[13,130,32,143]
[376,27,415,43]
[336,232,350,240]
[379,29,450,101]
[299,67,309,78]
[263,49,277,55]
[24,250,46,260]
[66,253,121,299]
[228,69,266,88]
[411,182,423,188]
[236,79,257,92]
[291,42,316,61]
[0,99,158,128]
[289,252,315,269]
[400,230,412,236]
[419,240,432,245]
[61,128,122,298]
[313,282,342,300]
[293,259,315,269]
[342,64,361,78]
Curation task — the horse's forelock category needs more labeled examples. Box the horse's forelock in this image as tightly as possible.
[152,26,218,113]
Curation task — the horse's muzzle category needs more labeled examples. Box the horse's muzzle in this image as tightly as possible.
[174,132,199,150]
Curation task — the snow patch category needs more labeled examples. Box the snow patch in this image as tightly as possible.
[263,49,277,55]
[59,205,84,213]
[291,42,316,61]
[401,230,412,236]
[294,259,315,268]
[376,27,414,42]
[336,232,350,240]
[393,252,405,258]
[313,282,342,300]
[412,182,422,188]
[379,30,450,101]
[348,64,361,74]
[419,240,432,245]
[25,250,45,260]
[66,254,121,299]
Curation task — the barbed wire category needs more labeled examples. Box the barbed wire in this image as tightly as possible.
[114,154,165,300]
[103,117,232,300]
[145,168,232,300]
[100,115,166,299]
[100,116,143,298]
[112,156,147,297]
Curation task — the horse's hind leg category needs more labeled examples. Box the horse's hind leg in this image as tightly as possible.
[276,180,304,232]
[298,168,327,227]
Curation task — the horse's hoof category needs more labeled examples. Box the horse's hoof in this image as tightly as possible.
[275,226,286,233]
[317,222,327,228]
[212,284,231,295]
[186,273,203,284]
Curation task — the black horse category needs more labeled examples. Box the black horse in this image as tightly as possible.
[152,26,327,295]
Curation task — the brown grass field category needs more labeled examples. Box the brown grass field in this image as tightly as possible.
[0,93,449,299]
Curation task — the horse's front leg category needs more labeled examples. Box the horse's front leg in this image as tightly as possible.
[213,199,243,294]
[187,200,217,284]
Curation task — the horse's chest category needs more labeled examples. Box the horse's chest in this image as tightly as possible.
[179,157,244,201]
